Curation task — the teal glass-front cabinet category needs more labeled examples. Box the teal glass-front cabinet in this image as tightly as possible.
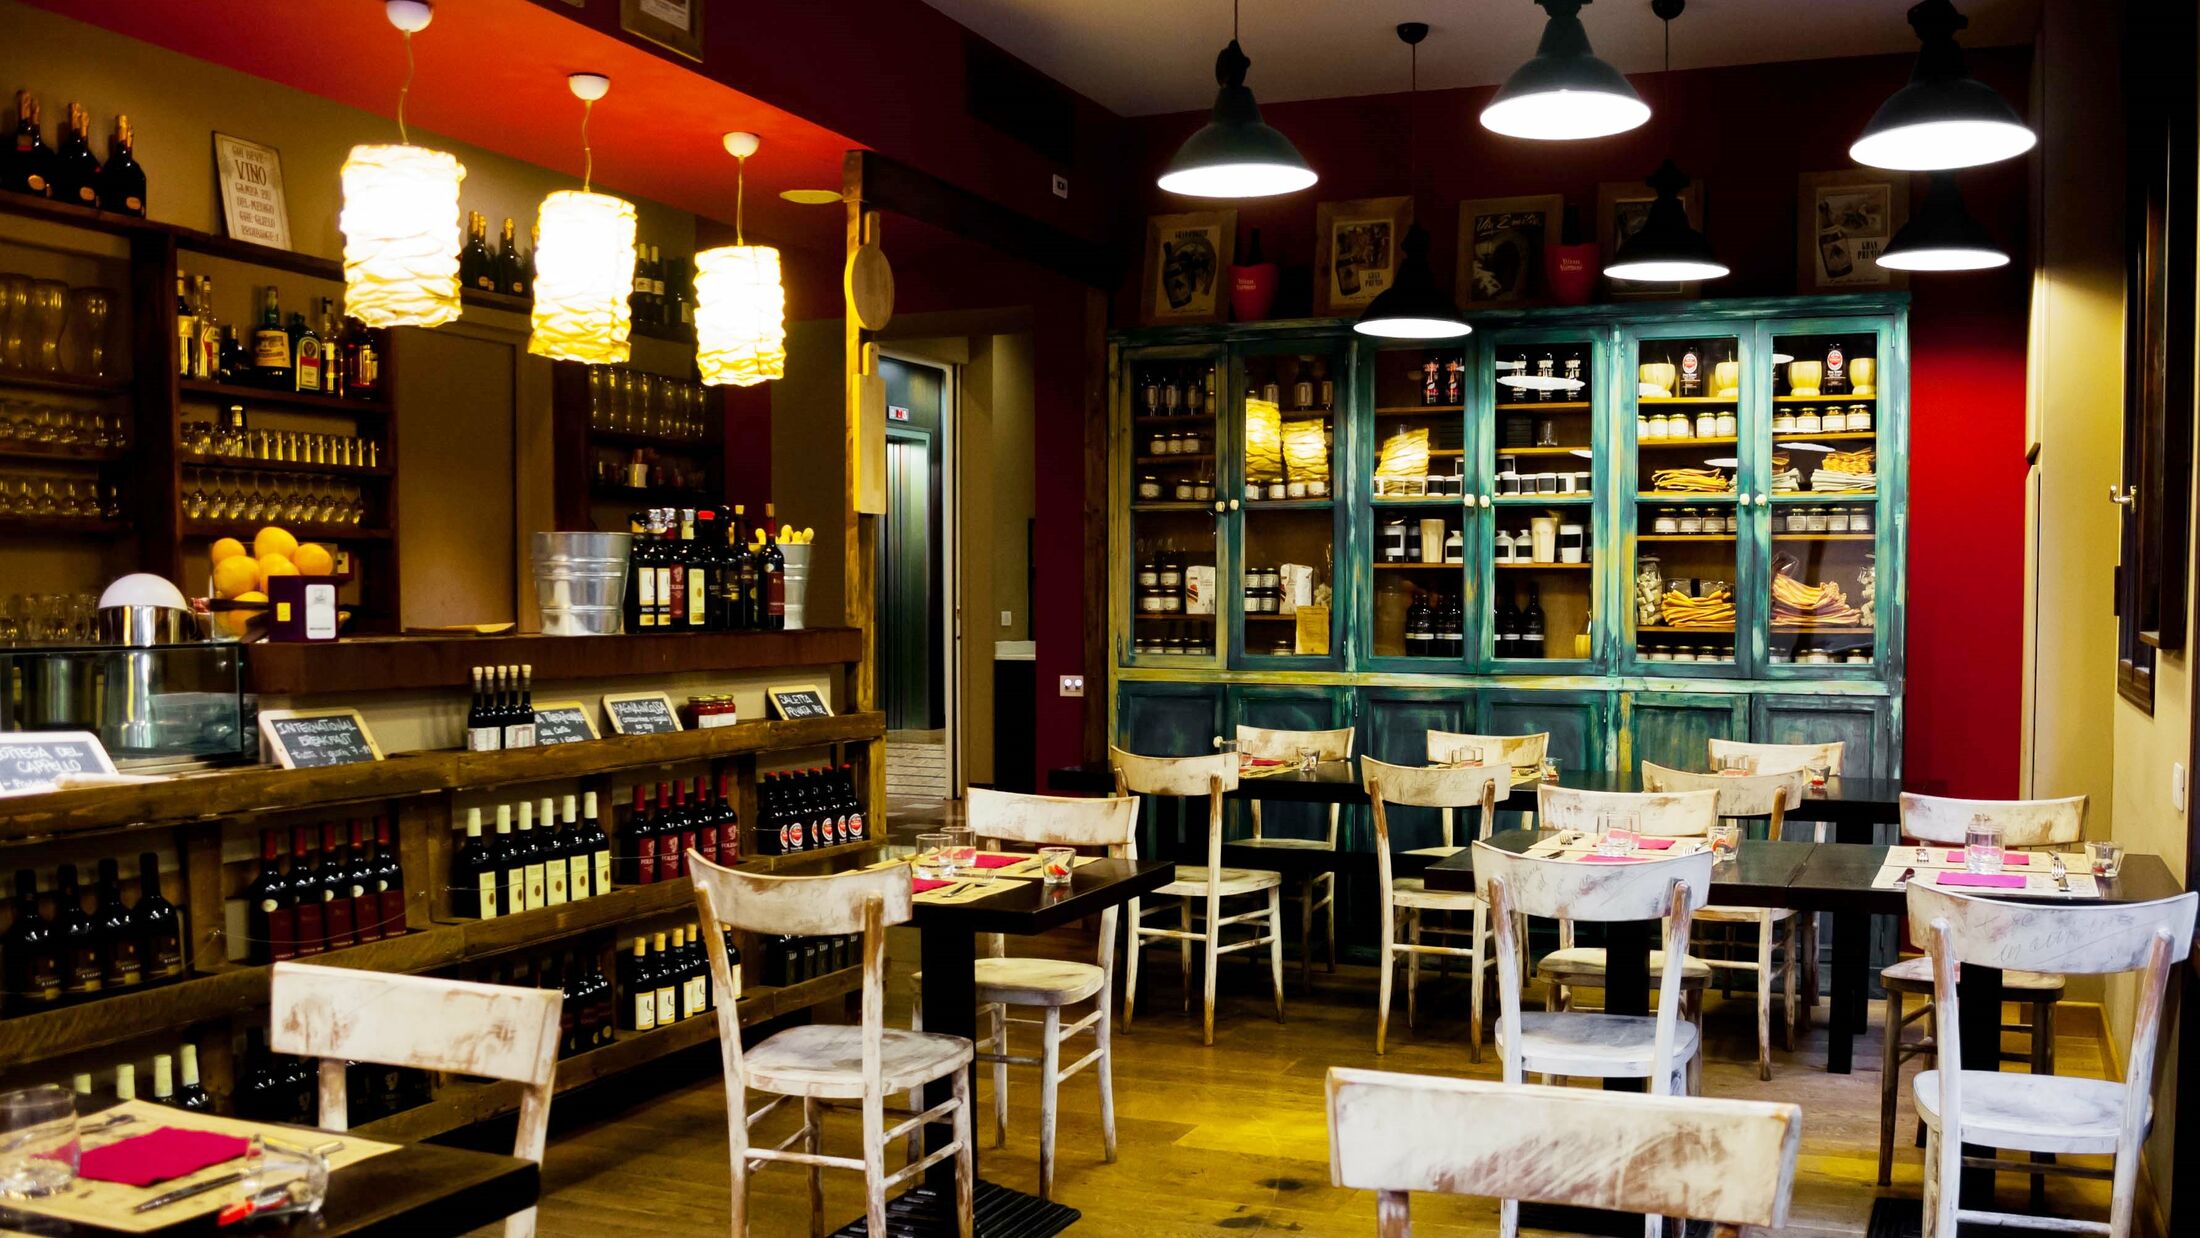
[1229,336,1353,671]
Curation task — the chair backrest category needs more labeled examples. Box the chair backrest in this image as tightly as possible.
[964,788,1138,972]
[1110,746,1239,796]
[1899,792,2086,848]
[1236,724,1354,762]
[270,962,562,1238]
[1537,783,1718,837]
[1363,756,1509,894]
[1641,762,1806,822]
[1326,1068,1799,1233]
[1706,738,1844,776]
[1428,729,1548,771]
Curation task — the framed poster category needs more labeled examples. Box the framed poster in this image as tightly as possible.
[1141,210,1235,325]
[1597,179,1703,300]
[1315,195,1412,316]
[621,0,703,62]
[213,134,291,251]
[1798,170,1909,293]
[1456,194,1562,309]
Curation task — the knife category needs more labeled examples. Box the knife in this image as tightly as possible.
[135,1170,248,1213]
[1893,866,1915,889]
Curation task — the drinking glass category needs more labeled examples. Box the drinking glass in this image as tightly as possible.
[0,1084,79,1198]
[27,280,66,374]
[234,1134,329,1221]
[0,273,31,370]
[1964,818,2005,874]
[1595,811,1640,858]
[914,832,952,879]
[1715,753,1757,775]
[1710,822,1740,861]
[943,826,977,875]
[2087,840,2124,878]
[1039,846,1076,887]
[62,287,112,378]
[1296,746,1321,774]
[1804,761,1832,789]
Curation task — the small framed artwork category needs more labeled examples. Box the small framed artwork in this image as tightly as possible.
[1798,170,1909,293]
[1598,179,1704,300]
[621,0,703,62]
[213,133,292,251]
[1141,210,1236,325]
[1457,194,1563,309]
[1315,196,1412,316]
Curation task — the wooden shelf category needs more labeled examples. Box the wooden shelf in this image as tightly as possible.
[1374,561,1462,571]
[1371,496,1460,507]
[182,520,390,541]
[180,453,389,478]
[1132,414,1215,426]
[1504,445,1593,456]
[1770,492,1875,502]
[1243,613,1298,622]
[1375,404,1462,416]
[1773,533,1874,542]
[0,188,151,238]
[1242,499,1333,511]
[1496,561,1592,569]
[0,514,130,537]
[1639,436,1738,447]
[1772,625,1876,635]
[1638,396,1739,405]
[1496,401,1591,412]
[247,629,864,695]
[1637,624,1736,634]
[1495,494,1593,506]
[0,371,132,397]
[179,379,389,417]
[0,442,130,464]
[1130,501,1211,513]
[1636,492,1738,502]
[586,428,714,452]
[1776,394,1874,404]
[1774,432,1876,443]
[1134,611,1212,621]
[1133,454,1214,465]
[633,319,696,346]
[174,231,343,282]
[1639,534,1737,542]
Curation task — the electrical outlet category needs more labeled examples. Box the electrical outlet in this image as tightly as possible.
[1000,610,1013,627]
[1051,173,1069,199]
[1059,675,1085,697]
[2175,762,2188,812]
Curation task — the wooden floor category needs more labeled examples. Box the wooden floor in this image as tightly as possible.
[505,919,2119,1237]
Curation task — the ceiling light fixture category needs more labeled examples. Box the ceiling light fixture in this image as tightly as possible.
[338,0,467,329]
[1851,0,2034,171]
[1876,171,2009,271]
[779,188,844,205]
[1157,0,1316,198]
[1604,2,1727,284]
[1481,0,1650,141]
[694,132,787,387]
[1355,23,1470,340]
[528,73,638,365]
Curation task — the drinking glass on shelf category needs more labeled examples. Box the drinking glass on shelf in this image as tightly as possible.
[943,826,977,875]
[62,286,112,378]
[0,1084,79,1198]
[27,280,66,374]
[1963,817,2004,874]
[2086,839,2124,879]
[0,273,31,370]
[915,832,951,879]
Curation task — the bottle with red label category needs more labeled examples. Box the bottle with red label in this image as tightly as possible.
[1677,342,1704,398]
[714,771,741,862]
[1822,339,1849,396]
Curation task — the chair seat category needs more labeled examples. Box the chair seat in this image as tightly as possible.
[1156,865,1283,897]
[1537,947,1712,986]
[1880,955,2067,995]
[972,957,1106,1007]
[1389,877,1485,912]
[1697,904,1798,924]
[1914,1070,2138,1156]
[1231,836,1335,852]
[745,1025,972,1099]
[1497,1011,1701,1079]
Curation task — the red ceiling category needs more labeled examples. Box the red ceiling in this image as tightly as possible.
[21,0,861,256]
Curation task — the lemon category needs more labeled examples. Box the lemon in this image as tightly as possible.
[253,526,298,561]
[219,590,267,639]
[293,543,335,576]
[209,537,248,565]
[212,555,261,599]
[259,553,298,578]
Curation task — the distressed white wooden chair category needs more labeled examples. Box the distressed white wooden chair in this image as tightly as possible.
[1908,882,2196,1238]
[907,788,1134,1200]
[1361,756,1507,1058]
[1234,724,1354,986]
[690,856,974,1238]
[269,963,561,1238]
[1326,1068,1799,1238]
[1876,792,2086,1187]
[1418,731,1547,982]
[1640,762,1809,1080]
[1707,738,1844,1010]
[1474,841,1715,1238]
[1111,747,1285,1045]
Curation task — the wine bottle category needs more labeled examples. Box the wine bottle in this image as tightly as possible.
[288,825,325,957]
[52,864,102,1001]
[584,790,613,897]
[151,1054,177,1107]
[177,1044,213,1111]
[93,858,141,991]
[540,795,568,906]
[668,780,696,878]
[1404,595,1432,658]
[713,771,741,861]
[341,314,382,399]
[320,823,357,950]
[53,103,100,207]
[494,803,526,919]
[840,764,867,842]
[2,869,62,1016]
[347,819,380,944]
[1523,581,1548,659]
[683,510,710,628]
[372,816,404,939]
[561,795,590,902]
[497,217,523,297]
[252,286,291,389]
[651,931,678,1028]
[132,851,184,985]
[243,830,294,964]
[114,1063,136,1103]
[761,504,787,630]
[319,298,344,395]
[463,211,496,292]
[174,272,198,379]
[453,808,488,919]
[502,664,536,748]
[626,511,654,633]
[6,91,55,197]
[1495,586,1520,660]
[685,920,712,1013]
[516,800,546,913]
[653,780,678,881]
[619,784,651,885]
[620,937,656,1032]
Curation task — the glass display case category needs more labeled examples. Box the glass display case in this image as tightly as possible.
[1366,345,1467,666]
[1764,321,1887,671]
[1124,350,1223,666]
[1487,332,1602,669]
[1232,344,1344,667]
[0,642,252,762]
[1625,328,1745,671]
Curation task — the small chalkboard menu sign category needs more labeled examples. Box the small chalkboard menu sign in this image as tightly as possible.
[767,684,832,721]
[0,731,117,794]
[260,709,383,769]
[603,692,681,736]
[533,701,599,746]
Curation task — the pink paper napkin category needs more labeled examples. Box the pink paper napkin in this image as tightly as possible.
[78,1127,250,1188]
[1943,850,2029,866]
[1936,872,2026,889]
[1580,854,1646,863]
[912,877,954,893]
[971,854,1025,869]
[1635,837,1676,850]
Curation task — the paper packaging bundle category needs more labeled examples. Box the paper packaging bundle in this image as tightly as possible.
[1282,420,1329,483]
[1375,427,1428,494]
[1277,564,1315,614]
[1244,398,1285,483]
[1184,565,1216,614]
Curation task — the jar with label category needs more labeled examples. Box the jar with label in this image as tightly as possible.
[1558,524,1585,563]
[1266,480,1288,500]
[1242,568,1262,597]
[1308,478,1328,497]
[1823,407,1847,432]
[1286,479,1307,499]
[1768,510,1785,533]
[1715,410,1737,437]
[1137,561,1159,589]
[1672,647,1697,663]
[1147,430,1167,455]
[1493,529,1517,563]
[1827,507,1851,533]
[1851,508,1872,532]
[1695,410,1719,438]
[1640,415,1659,441]
[1159,560,1184,592]
[1137,475,1162,501]
[1647,647,1673,661]
[1193,478,1214,501]
[1844,649,1870,663]
[1164,632,1186,656]
[1173,479,1195,501]
[1677,510,1704,535]
[1444,529,1464,564]
[1383,521,1409,561]
[1796,408,1822,433]
[1245,480,1262,500]
[1773,409,1796,434]
[1497,459,1522,494]
[1807,507,1830,533]
[1138,587,1164,615]
[1184,429,1205,454]
[1258,566,1280,593]
[1653,508,1679,534]
[1160,587,1183,614]
[1664,413,1692,439]
[1848,404,1872,432]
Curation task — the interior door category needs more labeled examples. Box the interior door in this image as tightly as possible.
[882,431,939,731]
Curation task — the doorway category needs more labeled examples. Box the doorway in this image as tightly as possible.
[878,355,955,804]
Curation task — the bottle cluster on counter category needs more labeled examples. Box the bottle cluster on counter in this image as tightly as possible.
[240,821,406,965]
[626,503,787,633]
[465,664,537,751]
[2,854,186,1017]
[619,924,730,1033]
[450,793,615,919]
[4,91,146,214]
[750,766,867,856]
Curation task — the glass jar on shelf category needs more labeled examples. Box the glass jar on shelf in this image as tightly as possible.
[1173,478,1195,501]
[1796,407,1823,433]
[1715,410,1736,437]
[1827,507,1851,533]
[1192,477,1213,501]
[1773,409,1796,434]
[1653,508,1679,534]
[1677,510,1703,535]
[1158,558,1184,595]
[1137,475,1162,501]
[1852,507,1873,533]
[1823,407,1847,432]
[1146,430,1166,456]
[1849,404,1873,432]
[1694,410,1718,438]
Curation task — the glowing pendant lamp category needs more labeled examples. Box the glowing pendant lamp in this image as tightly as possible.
[1877,171,2008,271]
[339,1,466,329]
[1851,0,2034,172]
[694,132,786,387]
[1356,24,1468,340]
[1481,0,1650,141]
[1605,3,1725,284]
[1157,0,1315,199]
[528,73,637,365]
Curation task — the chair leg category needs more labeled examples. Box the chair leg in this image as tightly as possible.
[1468,902,1488,1064]
[1202,893,1221,1045]
[908,981,928,1165]
[728,1084,751,1238]
[2029,999,2056,1210]
[1405,911,1423,1031]
[1802,913,1821,1008]
[1298,877,1315,989]
[1324,874,1338,972]
[1923,1121,1958,1238]
[1268,885,1286,1023]
[1500,1198,1520,1238]
[1122,899,1141,1032]
[991,1003,1009,1149]
[862,1088,890,1238]
[804,1096,825,1238]
[1781,917,1800,1052]
[1096,994,1119,1164]
[1377,911,1396,1055]
[951,1066,975,1238]
[1756,919,1774,1081]
[1038,1006,1062,1201]
[1878,988,1903,1187]
[1180,898,1195,1016]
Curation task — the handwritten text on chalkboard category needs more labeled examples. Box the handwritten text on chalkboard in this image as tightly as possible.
[261,711,381,769]
[533,703,598,746]
[767,685,832,721]
[603,694,680,735]
[0,732,116,792]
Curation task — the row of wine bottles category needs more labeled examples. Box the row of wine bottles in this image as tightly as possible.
[5,92,146,214]
[471,943,620,1060]
[74,1042,211,1111]
[751,767,867,856]
[2,854,186,1018]
[464,664,538,751]
[240,821,407,965]
[618,925,732,1034]
[450,794,614,920]
[617,776,738,885]
[757,932,859,988]
[626,504,786,632]
[175,274,386,399]
[234,1029,433,1127]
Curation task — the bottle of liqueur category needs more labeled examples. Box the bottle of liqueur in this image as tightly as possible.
[650,246,668,325]
[582,790,613,897]
[341,314,382,399]
[97,114,145,215]
[503,664,537,748]
[136,852,185,984]
[494,803,526,917]
[1438,595,1464,660]
[175,272,197,378]
[686,508,713,628]
[318,298,344,395]
[466,666,499,750]
[177,1045,214,1111]
[630,242,652,326]
[665,510,690,629]
[347,819,380,944]
[253,286,292,389]
[497,217,523,297]
[7,91,54,197]
[516,800,546,913]
[320,822,357,950]
[217,325,248,383]
[1522,582,1548,659]
[1403,594,1432,658]
[731,505,761,629]
[621,937,656,1032]
[453,807,492,919]
[539,796,568,907]
[93,858,141,991]
[50,865,101,1002]
[243,829,293,963]
[289,310,322,392]
[194,277,221,381]
[1677,342,1704,399]
[1494,586,1519,660]
[2,869,62,1016]
[462,211,496,292]
[54,103,100,207]
[761,503,787,630]
[1822,338,1850,396]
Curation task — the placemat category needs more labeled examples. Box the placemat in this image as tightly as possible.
[1883,847,2090,872]
[983,852,1105,879]
[1871,863,2101,899]
[913,877,1022,905]
[1400,845,1465,859]
[1525,832,1708,860]
[0,1100,398,1232]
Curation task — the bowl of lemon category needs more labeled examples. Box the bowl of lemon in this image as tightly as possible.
[206,526,344,642]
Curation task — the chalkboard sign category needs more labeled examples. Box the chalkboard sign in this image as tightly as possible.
[767,684,832,721]
[260,709,383,769]
[603,692,680,736]
[0,731,117,794]
[533,701,599,746]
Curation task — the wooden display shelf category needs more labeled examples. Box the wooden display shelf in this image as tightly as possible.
[1242,498,1333,511]
[179,378,389,417]
[1133,453,1214,465]
[1243,613,1298,622]
[174,231,344,282]
[1636,492,1738,502]
[1640,436,1738,447]
[1770,492,1875,502]
[1496,561,1592,569]
[1776,394,1874,404]
[1495,494,1593,506]
[1134,611,1212,621]
[246,628,864,695]
[0,371,132,397]
[1772,625,1876,635]
[1375,404,1462,416]
[181,520,391,541]
[1132,414,1215,426]
[0,514,130,537]
[1774,432,1876,443]
[1639,534,1737,542]
[1503,445,1592,456]
[1129,501,1211,513]
[1637,624,1736,633]
[1638,396,1739,405]
[0,442,130,465]
[1371,496,1460,507]
[1374,561,1462,571]
[1496,401,1590,412]
[180,453,390,478]
[1774,533,1874,542]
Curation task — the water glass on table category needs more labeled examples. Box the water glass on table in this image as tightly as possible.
[942,826,977,876]
[1964,819,2005,874]
[915,832,952,880]
[2087,839,2124,878]
[1710,822,1740,862]
[1295,746,1321,773]
[1595,811,1640,858]
[1039,846,1076,887]
[0,1084,78,1198]
[1715,753,1757,776]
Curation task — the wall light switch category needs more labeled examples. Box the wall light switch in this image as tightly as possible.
[1059,675,1085,697]
[1052,174,1069,199]
[2175,762,2188,813]
[1001,610,1013,628]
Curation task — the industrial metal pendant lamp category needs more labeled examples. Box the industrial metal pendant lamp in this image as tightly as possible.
[1356,23,1469,340]
[1604,1,1726,284]
[1876,171,2008,271]
[1851,0,2034,171]
[1480,0,1649,141]
[527,73,639,365]
[694,132,787,386]
[1157,0,1317,198]
[338,0,467,329]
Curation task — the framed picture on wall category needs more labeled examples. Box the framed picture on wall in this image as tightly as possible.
[213,133,292,251]
[1797,170,1909,293]
[1314,195,1413,316]
[621,0,703,62]
[1597,179,1703,300]
[1456,194,1562,309]
[1141,209,1236,325]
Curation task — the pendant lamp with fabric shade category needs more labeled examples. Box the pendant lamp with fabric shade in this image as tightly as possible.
[339,1,466,330]
[1480,0,1650,141]
[694,132,787,387]
[1851,0,2034,172]
[1157,0,1316,199]
[1354,23,1468,341]
[527,73,637,365]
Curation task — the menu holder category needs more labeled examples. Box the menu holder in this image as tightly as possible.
[258,709,382,769]
[0,730,117,794]
[603,692,680,735]
[531,701,598,746]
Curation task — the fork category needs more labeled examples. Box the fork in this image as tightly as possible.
[2051,853,2070,894]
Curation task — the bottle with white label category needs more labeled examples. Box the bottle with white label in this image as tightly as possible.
[465,667,500,752]
[454,808,494,919]
[540,796,568,906]
[621,937,656,1032]
[495,804,525,919]
[516,801,546,912]
[584,791,613,897]
[114,1062,136,1102]
[651,931,678,1028]
[501,665,536,749]
[563,794,591,901]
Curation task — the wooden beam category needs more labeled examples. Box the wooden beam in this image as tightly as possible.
[847,152,888,817]
[848,151,1116,290]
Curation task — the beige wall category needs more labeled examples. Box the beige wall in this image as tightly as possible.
[771,317,848,630]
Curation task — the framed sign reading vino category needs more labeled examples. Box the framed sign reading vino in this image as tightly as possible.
[621,0,703,61]
[213,133,291,251]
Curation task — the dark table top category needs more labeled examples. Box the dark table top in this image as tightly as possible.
[907,856,1177,936]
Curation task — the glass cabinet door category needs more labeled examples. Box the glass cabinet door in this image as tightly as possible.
[1486,332,1603,670]
[1759,320,1890,673]
[1125,349,1224,666]
[1232,344,1345,668]
[1624,328,1746,673]
[1364,343,1470,669]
